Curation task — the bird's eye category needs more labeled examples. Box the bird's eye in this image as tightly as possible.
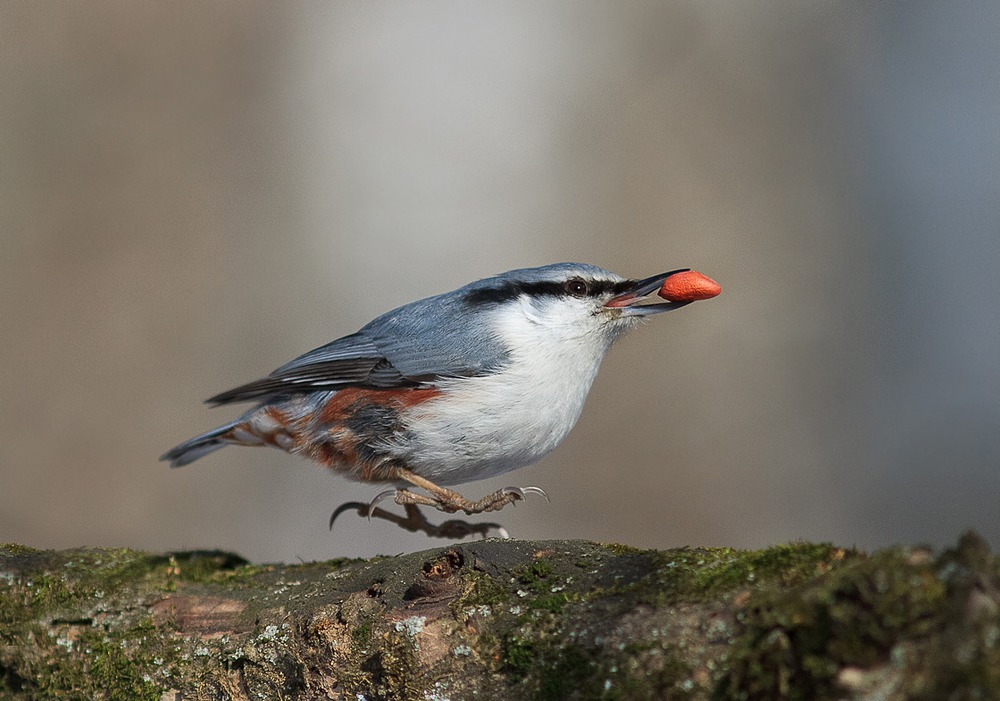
[564,279,589,297]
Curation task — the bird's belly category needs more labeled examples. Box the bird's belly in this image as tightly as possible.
[394,367,599,486]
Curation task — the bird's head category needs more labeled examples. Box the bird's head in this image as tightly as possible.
[461,263,698,348]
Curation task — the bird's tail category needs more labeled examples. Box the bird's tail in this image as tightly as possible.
[160,420,243,468]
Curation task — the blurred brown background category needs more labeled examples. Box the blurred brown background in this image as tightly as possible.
[2,3,998,563]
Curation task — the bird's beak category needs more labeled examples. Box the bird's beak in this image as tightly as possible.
[604,268,693,316]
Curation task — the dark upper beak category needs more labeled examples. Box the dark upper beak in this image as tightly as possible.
[604,268,693,316]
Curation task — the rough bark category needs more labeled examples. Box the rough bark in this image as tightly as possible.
[1,533,998,700]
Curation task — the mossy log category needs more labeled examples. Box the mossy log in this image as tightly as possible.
[1,533,999,700]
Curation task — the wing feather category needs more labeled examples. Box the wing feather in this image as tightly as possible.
[206,286,512,405]
[206,333,387,405]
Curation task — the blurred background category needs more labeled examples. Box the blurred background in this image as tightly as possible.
[2,2,998,563]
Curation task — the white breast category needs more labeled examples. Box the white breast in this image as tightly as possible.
[392,297,617,485]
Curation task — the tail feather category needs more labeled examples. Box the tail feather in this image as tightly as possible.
[160,421,239,468]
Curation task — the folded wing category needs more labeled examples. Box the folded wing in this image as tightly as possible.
[206,291,511,405]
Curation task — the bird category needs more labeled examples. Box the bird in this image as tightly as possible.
[161,263,719,515]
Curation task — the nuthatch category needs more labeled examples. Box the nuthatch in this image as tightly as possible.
[162,263,719,514]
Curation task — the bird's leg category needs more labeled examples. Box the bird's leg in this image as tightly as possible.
[393,468,548,514]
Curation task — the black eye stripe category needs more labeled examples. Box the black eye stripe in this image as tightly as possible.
[464,279,634,306]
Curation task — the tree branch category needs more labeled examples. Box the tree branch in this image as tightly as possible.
[1,533,998,699]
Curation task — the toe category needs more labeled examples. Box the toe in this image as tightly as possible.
[520,486,549,501]
[500,485,549,502]
[367,489,399,518]
[329,501,367,530]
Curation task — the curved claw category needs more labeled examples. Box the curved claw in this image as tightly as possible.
[329,501,367,530]
[521,486,550,502]
[500,485,550,503]
[367,489,399,519]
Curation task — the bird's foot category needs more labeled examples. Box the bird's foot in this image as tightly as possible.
[460,485,549,514]
[387,471,549,514]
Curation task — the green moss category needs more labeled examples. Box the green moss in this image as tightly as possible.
[1,548,152,622]
[502,634,538,676]
[536,643,592,700]
[510,558,579,613]
[716,547,948,700]
[1,547,260,629]
[67,624,165,701]
[0,546,249,700]
[158,550,255,585]
[502,633,694,701]
[360,629,425,701]
[529,592,571,614]
[599,645,694,701]
[0,544,40,557]
[486,542,856,699]
[2,615,177,701]
[5,536,994,699]
[352,622,372,647]
[512,559,558,597]
[453,567,511,613]
[635,542,852,606]
[598,542,644,557]
[517,559,555,586]
[915,639,1000,701]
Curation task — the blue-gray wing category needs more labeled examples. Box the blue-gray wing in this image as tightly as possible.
[205,332,386,405]
[206,291,510,405]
